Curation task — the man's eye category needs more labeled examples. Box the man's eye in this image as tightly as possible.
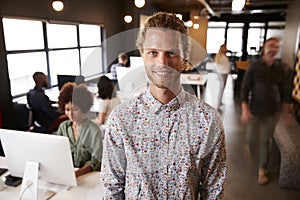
[168,51,178,57]
[148,51,157,56]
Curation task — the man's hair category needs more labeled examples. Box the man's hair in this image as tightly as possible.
[33,71,46,84]
[118,53,128,61]
[136,12,189,60]
[58,82,93,113]
[265,37,280,44]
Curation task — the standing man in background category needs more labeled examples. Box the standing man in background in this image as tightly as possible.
[110,52,128,87]
[241,37,293,185]
[101,12,227,199]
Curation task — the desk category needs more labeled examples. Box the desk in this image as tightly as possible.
[181,73,207,98]
[0,157,104,199]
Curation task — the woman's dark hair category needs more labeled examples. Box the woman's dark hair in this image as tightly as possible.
[58,82,93,113]
[97,75,115,99]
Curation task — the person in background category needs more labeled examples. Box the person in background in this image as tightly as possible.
[110,52,128,86]
[241,37,293,185]
[96,75,120,126]
[215,44,231,109]
[101,12,227,199]
[57,82,103,177]
[27,71,66,133]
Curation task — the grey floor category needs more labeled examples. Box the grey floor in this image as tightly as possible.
[203,74,300,200]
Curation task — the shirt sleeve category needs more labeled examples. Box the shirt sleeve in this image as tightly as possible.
[200,112,227,200]
[83,122,103,171]
[241,65,253,103]
[100,110,126,199]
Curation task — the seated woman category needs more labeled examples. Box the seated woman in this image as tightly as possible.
[57,82,102,177]
[96,76,120,125]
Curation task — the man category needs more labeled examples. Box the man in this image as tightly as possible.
[241,37,293,185]
[110,52,128,82]
[101,12,227,199]
[27,72,64,133]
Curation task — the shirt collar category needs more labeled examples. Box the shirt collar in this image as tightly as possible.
[144,88,186,114]
[34,86,44,93]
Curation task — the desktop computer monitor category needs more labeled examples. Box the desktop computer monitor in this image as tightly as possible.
[57,75,85,90]
[0,129,77,190]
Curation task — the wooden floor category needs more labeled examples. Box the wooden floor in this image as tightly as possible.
[205,74,300,200]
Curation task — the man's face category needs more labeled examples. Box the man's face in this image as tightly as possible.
[263,39,280,59]
[42,74,49,88]
[142,29,184,90]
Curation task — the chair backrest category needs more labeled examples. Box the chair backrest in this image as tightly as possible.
[13,103,32,131]
[235,60,250,71]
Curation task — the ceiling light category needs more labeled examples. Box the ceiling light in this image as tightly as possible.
[232,0,245,12]
[185,20,193,28]
[193,23,200,29]
[193,15,200,20]
[124,15,133,23]
[134,0,145,8]
[52,0,64,12]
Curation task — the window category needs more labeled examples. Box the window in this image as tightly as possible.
[47,23,78,48]
[2,17,104,97]
[207,22,226,54]
[3,18,44,51]
[266,21,285,39]
[247,23,265,55]
[227,23,244,57]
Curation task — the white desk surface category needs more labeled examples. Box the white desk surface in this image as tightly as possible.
[0,157,104,200]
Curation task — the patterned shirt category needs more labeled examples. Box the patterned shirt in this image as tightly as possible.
[100,89,227,199]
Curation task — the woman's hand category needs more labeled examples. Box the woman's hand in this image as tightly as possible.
[75,164,92,177]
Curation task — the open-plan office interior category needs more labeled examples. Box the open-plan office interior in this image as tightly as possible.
[0,0,300,199]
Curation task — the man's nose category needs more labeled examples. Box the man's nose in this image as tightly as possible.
[157,54,168,65]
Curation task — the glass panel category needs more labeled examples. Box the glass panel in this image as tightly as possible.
[79,24,101,46]
[208,21,226,28]
[266,29,284,40]
[7,52,47,96]
[47,23,77,48]
[228,23,244,28]
[227,28,243,56]
[80,47,103,77]
[49,49,80,85]
[2,18,44,51]
[247,28,265,55]
[268,21,285,28]
[206,28,225,54]
[249,22,265,28]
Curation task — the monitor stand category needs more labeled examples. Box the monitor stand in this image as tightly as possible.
[19,161,39,200]
[38,180,71,192]
[18,161,57,200]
